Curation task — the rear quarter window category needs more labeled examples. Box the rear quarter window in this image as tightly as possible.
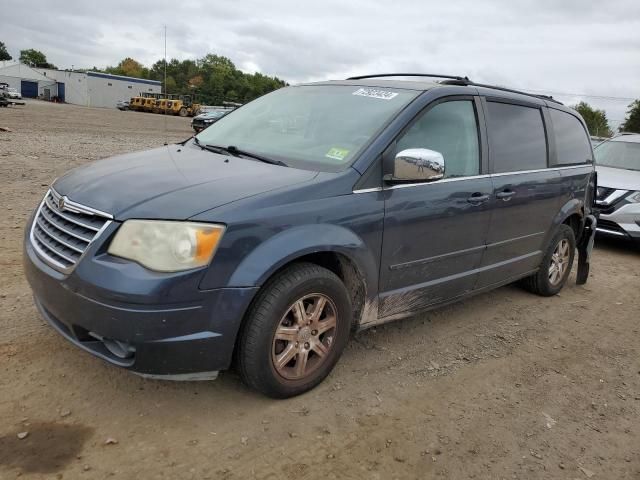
[549,109,592,165]
[486,101,547,173]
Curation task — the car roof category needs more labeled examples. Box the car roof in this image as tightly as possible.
[304,78,442,91]
[300,78,576,113]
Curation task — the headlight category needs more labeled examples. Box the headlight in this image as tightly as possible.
[627,191,640,203]
[108,220,225,272]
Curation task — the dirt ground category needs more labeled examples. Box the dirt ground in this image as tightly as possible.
[1,101,639,480]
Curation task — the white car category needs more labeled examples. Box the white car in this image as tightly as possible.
[116,100,130,111]
[7,88,21,100]
[594,133,640,245]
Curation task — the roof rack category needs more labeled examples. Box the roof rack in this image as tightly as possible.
[347,73,470,83]
[346,73,563,105]
[468,82,564,105]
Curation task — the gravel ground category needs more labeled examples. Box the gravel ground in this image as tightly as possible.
[1,101,639,480]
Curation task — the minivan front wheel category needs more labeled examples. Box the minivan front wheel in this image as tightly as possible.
[237,263,352,398]
[521,224,576,296]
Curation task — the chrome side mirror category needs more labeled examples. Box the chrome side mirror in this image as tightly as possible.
[386,148,445,183]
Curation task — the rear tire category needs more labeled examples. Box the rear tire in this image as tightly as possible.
[521,224,576,296]
[237,263,352,398]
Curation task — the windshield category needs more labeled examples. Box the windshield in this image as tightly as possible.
[195,85,419,171]
[594,140,640,171]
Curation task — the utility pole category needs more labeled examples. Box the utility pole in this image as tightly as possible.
[163,25,168,144]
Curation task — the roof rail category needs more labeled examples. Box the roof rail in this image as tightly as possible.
[346,73,563,105]
[468,82,564,105]
[347,73,471,83]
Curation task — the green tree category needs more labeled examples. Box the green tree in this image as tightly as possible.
[572,101,612,137]
[19,49,56,68]
[619,100,640,134]
[0,41,11,61]
[101,53,286,104]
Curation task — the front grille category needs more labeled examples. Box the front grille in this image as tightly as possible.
[597,219,627,235]
[596,186,616,201]
[30,189,112,272]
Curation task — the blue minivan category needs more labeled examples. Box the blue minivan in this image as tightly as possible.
[24,74,597,397]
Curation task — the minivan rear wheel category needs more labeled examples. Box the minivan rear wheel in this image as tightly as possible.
[237,263,352,398]
[521,224,576,296]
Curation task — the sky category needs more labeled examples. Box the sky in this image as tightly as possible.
[3,0,639,129]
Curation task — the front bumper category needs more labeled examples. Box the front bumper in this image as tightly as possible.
[597,202,640,241]
[24,231,258,378]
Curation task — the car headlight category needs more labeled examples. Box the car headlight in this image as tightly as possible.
[627,191,640,203]
[108,220,225,272]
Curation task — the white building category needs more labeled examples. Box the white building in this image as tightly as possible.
[0,62,58,99]
[0,61,161,108]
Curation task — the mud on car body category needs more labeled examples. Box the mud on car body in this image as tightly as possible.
[24,74,596,398]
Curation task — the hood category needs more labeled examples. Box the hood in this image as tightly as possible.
[596,165,640,191]
[53,143,317,220]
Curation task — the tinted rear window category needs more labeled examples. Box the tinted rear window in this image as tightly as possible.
[486,102,547,173]
[550,109,592,165]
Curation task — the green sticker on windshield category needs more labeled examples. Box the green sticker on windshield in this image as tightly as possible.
[326,147,350,161]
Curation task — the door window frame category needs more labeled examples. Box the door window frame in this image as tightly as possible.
[479,96,552,173]
[381,95,488,186]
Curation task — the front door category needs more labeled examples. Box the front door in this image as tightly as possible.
[379,98,492,320]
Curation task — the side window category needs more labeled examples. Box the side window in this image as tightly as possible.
[486,101,547,173]
[395,100,480,178]
[550,109,592,165]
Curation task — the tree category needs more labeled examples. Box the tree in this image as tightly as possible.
[19,49,56,68]
[0,42,11,61]
[101,53,286,104]
[572,101,612,137]
[619,100,640,134]
[105,57,147,78]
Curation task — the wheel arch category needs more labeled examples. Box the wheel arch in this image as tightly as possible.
[228,224,379,329]
[548,198,585,244]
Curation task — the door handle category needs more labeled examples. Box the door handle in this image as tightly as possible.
[496,190,516,200]
[467,193,490,205]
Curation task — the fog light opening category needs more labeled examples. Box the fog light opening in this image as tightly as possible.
[89,332,136,359]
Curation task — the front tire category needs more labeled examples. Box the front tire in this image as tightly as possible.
[521,224,576,296]
[237,263,352,398]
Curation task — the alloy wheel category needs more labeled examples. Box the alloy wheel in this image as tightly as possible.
[548,238,570,286]
[271,293,338,380]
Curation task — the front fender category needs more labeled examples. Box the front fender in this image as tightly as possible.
[227,224,379,297]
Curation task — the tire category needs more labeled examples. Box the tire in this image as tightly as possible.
[237,263,352,398]
[521,224,576,296]
[179,107,188,117]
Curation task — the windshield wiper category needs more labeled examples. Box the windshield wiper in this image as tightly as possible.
[226,145,287,167]
[193,136,224,154]
[193,138,287,167]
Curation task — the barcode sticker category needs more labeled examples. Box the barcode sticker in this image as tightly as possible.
[352,88,399,100]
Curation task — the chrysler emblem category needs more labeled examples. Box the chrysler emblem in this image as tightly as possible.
[58,196,67,210]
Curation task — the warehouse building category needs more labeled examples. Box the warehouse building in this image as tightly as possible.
[0,61,58,99]
[0,61,162,108]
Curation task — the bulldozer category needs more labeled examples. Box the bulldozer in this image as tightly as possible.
[129,95,145,111]
[162,94,201,117]
[129,92,202,117]
[129,92,162,112]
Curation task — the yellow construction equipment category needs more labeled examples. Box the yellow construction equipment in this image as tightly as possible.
[130,92,201,117]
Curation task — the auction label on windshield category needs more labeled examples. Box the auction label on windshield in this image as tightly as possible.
[326,147,350,161]
[352,88,399,100]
